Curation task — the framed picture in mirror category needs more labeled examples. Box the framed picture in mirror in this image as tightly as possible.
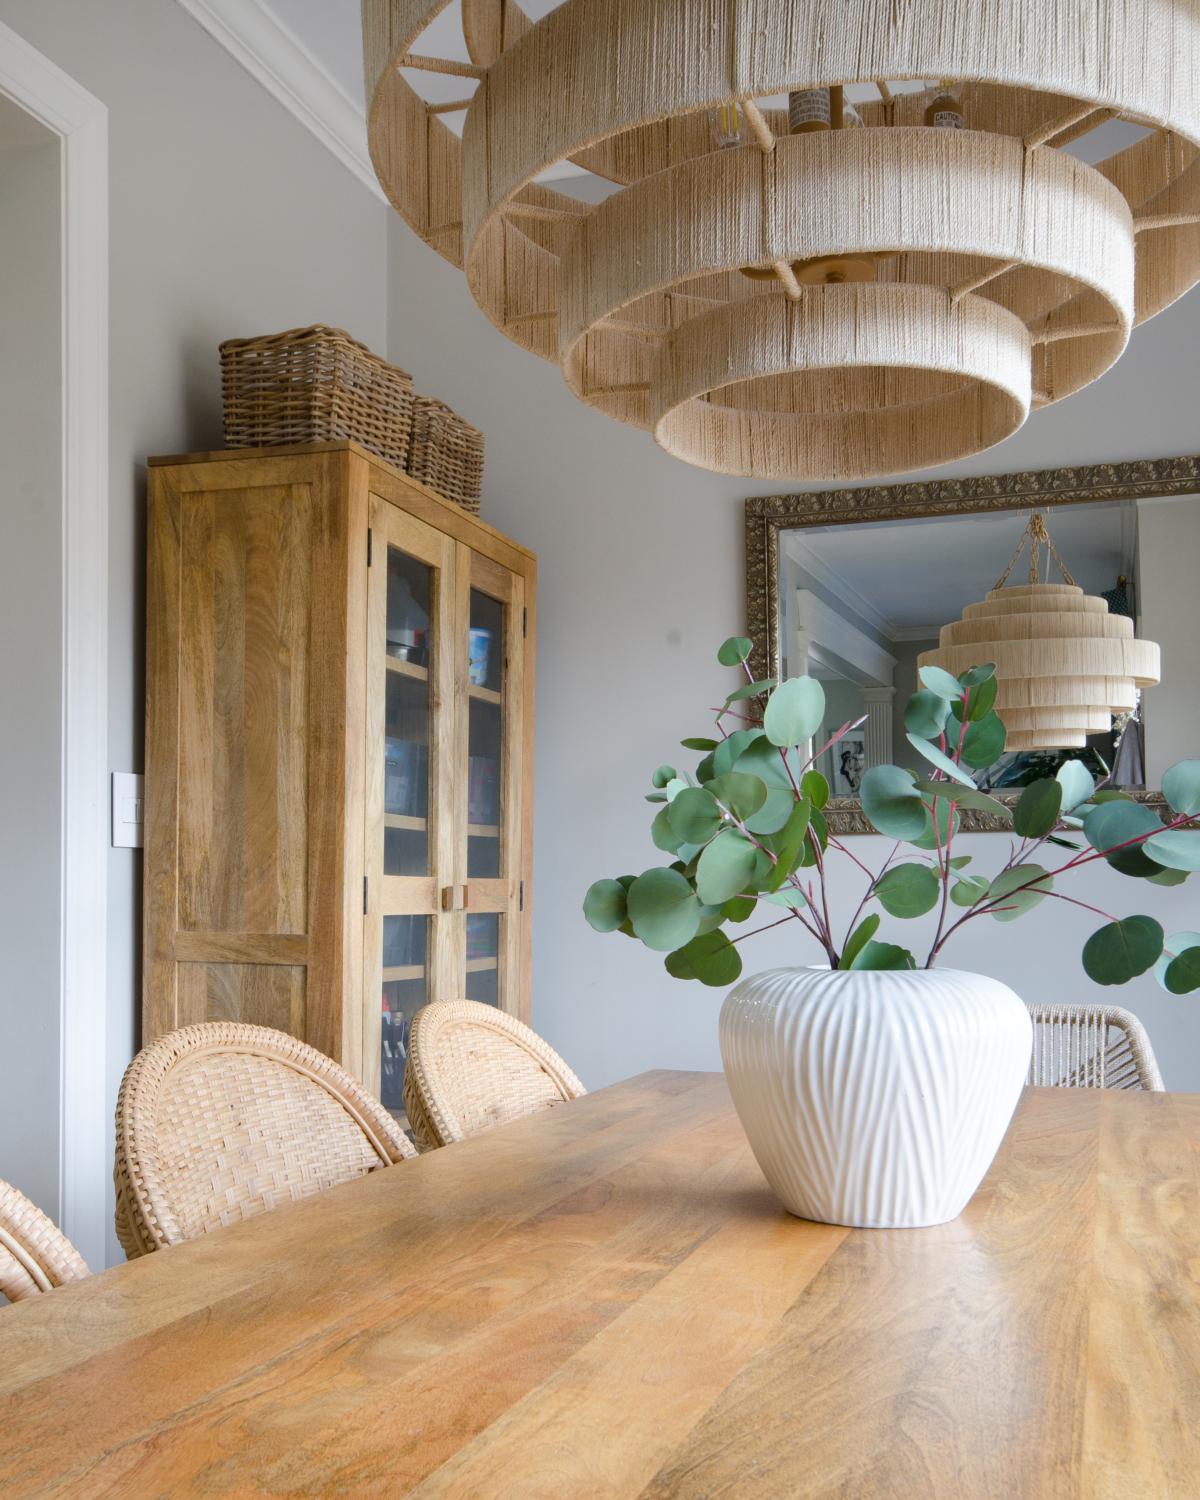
[746,456,1200,833]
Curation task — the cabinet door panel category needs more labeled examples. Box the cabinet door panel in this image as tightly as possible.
[364,497,455,1121]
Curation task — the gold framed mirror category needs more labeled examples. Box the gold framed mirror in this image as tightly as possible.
[746,456,1200,833]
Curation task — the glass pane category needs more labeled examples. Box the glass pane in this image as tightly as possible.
[465,912,499,1008]
[386,548,431,876]
[468,589,503,879]
[382,914,427,1126]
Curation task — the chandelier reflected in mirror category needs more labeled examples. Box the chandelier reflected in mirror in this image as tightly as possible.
[363,1,1200,481]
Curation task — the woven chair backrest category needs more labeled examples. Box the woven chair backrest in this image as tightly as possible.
[403,1000,586,1151]
[114,1023,417,1256]
[0,1179,90,1304]
[1026,1003,1165,1091]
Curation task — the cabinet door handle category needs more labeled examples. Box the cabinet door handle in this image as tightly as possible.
[441,885,470,911]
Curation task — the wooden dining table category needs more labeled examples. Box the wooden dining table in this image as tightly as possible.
[2,1071,1197,1498]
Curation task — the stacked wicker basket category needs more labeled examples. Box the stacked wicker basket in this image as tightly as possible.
[220,325,484,515]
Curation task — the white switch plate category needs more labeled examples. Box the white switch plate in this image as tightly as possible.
[112,772,144,848]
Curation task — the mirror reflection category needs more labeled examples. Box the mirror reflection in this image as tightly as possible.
[777,495,1200,795]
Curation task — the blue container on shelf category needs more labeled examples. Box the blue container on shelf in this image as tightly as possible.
[468,627,492,687]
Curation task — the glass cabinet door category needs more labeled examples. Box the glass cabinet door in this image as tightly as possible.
[364,501,454,1128]
[364,503,526,1129]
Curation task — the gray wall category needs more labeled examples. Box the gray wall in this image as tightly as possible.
[1139,495,1200,785]
[0,0,389,1264]
[387,212,1200,1097]
[0,113,61,1228]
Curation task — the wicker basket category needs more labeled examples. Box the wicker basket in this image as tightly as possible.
[220,325,415,472]
[406,395,485,515]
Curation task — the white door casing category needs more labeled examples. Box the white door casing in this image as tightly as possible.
[0,20,108,1268]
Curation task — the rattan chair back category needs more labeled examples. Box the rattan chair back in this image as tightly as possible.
[1026,1003,1165,1091]
[403,1000,586,1151]
[114,1022,417,1258]
[0,1179,90,1304]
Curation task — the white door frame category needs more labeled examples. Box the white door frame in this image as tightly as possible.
[0,22,108,1267]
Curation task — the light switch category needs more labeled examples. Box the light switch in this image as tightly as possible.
[112,772,144,848]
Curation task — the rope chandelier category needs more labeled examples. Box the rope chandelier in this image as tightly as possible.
[919,512,1161,751]
[364,1,1200,482]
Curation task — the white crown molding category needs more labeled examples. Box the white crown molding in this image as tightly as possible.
[174,0,386,203]
[0,19,109,1269]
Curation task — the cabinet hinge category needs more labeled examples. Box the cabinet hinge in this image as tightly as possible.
[522,607,527,638]
[363,876,369,914]
[519,880,524,912]
[367,528,373,567]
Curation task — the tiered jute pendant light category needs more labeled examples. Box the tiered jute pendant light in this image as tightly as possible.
[918,513,1161,751]
[363,0,1200,482]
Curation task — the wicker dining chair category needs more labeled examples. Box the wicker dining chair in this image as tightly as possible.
[114,1022,417,1258]
[1026,1003,1165,1091]
[402,999,586,1152]
[0,1179,90,1304]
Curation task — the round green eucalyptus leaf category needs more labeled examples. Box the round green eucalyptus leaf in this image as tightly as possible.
[861,764,927,840]
[957,664,996,687]
[669,930,743,987]
[960,710,1007,769]
[722,895,756,923]
[1056,759,1096,812]
[717,636,753,666]
[800,770,829,810]
[616,875,637,891]
[695,752,715,784]
[1162,760,1200,817]
[1144,829,1200,871]
[651,806,684,854]
[664,947,697,980]
[1154,931,1200,992]
[651,765,677,789]
[696,829,760,905]
[1147,864,1189,887]
[713,728,764,777]
[1082,915,1163,985]
[707,771,767,822]
[1106,844,1167,879]
[909,796,959,850]
[873,863,941,918]
[988,864,1053,921]
[919,664,965,701]
[627,867,702,951]
[850,940,917,971]
[905,688,952,740]
[583,879,628,933]
[667,787,723,846]
[1165,949,1200,994]
[743,787,796,835]
[735,736,800,790]
[964,675,999,722]
[763,676,825,748]
[951,875,991,907]
[1013,778,1063,839]
[1083,800,1162,853]
[838,913,881,970]
[681,737,718,751]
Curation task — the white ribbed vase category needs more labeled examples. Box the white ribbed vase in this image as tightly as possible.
[719,967,1032,1229]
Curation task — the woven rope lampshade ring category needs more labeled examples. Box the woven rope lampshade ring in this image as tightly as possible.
[919,515,1161,751]
[365,0,1200,480]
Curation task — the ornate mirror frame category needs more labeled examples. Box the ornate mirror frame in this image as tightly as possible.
[745,455,1198,833]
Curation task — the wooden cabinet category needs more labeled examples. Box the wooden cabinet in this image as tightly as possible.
[144,441,535,1110]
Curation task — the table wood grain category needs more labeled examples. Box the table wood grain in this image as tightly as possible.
[2,1073,1197,1498]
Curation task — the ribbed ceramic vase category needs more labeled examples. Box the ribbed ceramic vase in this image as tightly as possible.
[719,967,1032,1229]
